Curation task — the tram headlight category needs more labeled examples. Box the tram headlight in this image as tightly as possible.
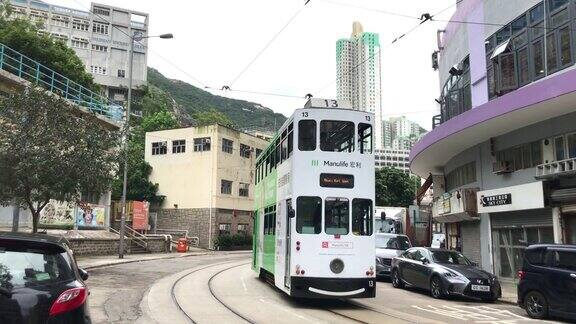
[330,258,345,274]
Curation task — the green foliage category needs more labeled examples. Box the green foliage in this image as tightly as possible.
[214,234,253,250]
[375,168,420,208]
[147,68,286,131]
[0,88,120,232]
[112,111,178,204]
[193,109,234,127]
[0,2,99,91]
[132,85,174,118]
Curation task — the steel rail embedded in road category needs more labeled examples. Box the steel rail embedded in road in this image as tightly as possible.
[207,262,255,324]
[170,259,249,324]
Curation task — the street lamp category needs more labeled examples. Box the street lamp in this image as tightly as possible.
[119,32,173,259]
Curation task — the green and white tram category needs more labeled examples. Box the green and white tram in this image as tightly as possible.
[252,99,376,299]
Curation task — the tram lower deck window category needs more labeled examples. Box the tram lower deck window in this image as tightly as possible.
[296,196,321,234]
[320,121,354,152]
[325,197,349,235]
[352,198,373,236]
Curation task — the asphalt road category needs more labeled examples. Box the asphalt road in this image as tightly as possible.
[86,253,561,324]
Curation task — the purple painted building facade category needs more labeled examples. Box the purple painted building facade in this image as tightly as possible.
[410,0,576,280]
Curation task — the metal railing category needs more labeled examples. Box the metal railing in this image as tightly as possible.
[108,226,149,252]
[536,157,576,179]
[0,42,123,122]
[432,114,442,129]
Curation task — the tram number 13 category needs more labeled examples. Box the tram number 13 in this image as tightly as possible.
[323,99,338,108]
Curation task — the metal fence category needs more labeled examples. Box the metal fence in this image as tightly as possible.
[0,42,123,122]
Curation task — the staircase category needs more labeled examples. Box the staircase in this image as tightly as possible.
[109,225,151,254]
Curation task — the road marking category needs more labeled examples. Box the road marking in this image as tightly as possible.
[241,276,248,292]
[411,305,539,323]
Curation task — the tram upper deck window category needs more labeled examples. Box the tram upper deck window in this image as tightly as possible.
[320,121,354,152]
[325,197,349,235]
[358,123,372,154]
[296,196,321,234]
[298,120,316,151]
[352,199,373,236]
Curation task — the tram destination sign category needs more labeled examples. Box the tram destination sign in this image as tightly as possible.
[320,173,354,189]
[480,193,512,207]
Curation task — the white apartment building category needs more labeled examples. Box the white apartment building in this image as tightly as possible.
[336,21,383,149]
[10,0,149,104]
[383,116,427,150]
[375,148,411,173]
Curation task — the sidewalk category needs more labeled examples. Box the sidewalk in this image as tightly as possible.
[499,279,518,305]
[76,249,251,270]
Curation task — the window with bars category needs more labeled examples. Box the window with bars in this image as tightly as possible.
[151,141,167,155]
[221,180,232,195]
[193,137,211,152]
[218,223,231,236]
[240,144,251,158]
[92,22,109,34]
[71,40,88,49]
[91,44,108,52]
[239,183,249,197]
[93,6,110,16]
[72,20,89,31]
[237,223,249,236]
[90,65,107,75]
[445,162,477,191]
[222,138,233,154]
[172,139,185,154]
[117,69,125,78]
[496,140,542,171]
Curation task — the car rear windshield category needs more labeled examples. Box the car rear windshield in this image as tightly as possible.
[0,240,75,291]
[375,236,411,250]
[431,250,472,265]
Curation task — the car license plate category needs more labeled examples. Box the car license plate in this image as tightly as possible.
[471,285,490,292]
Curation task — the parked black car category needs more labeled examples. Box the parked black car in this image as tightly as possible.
[517,244,576,321]
[0,232,91,324]
[375,233,412,278]
[391,247,501,302]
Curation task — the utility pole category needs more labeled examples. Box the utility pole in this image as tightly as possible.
[11,201,19,232]
[118,32,173,259]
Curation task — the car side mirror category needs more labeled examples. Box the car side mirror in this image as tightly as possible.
[288,208,295,218]
[79,268,89,281]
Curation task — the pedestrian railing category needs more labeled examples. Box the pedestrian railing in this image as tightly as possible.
[0,42,124,122]
[536,157,576,179]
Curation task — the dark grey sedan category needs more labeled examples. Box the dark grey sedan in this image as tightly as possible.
[390,247,501,302]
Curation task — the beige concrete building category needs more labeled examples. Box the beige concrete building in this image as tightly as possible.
[145,124,269,249]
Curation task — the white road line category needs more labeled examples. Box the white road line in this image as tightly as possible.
[411,305,539,323]
[240,276,248,292]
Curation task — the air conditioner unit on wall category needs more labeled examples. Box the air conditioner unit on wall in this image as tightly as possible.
[493,161,512,174]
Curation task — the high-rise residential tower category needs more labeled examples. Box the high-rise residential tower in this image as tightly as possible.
[336,22,383,149]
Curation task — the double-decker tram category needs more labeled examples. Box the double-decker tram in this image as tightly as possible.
[252,99,376,298]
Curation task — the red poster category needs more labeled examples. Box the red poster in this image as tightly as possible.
[132,201,149,230]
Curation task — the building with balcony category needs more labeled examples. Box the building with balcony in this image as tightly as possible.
[411,0,576,280]
[145,124,269,249]
[10,0,149,104]
[336,22,383,149]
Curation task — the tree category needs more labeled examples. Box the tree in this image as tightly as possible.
[0,2,99,91]
[0,88,120,232]
[111,111,178,204]
[375,167,420,207]
[193,109,234,127]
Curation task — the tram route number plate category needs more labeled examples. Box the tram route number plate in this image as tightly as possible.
[322,241,353,249]
[471,285,490,292]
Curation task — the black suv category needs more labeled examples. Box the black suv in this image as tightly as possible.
[517,244,576,321]
[0,232,91,323]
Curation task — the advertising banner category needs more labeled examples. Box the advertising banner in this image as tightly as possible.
[132,201,149,230]
[39,200,75,226]
[76,202,106,227]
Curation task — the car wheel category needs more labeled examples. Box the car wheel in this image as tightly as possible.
[430,276,445,299]
[391,269,404,289]
[524,291,548,320]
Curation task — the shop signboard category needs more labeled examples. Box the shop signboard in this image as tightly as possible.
[39,200,75,226]
[477,182,544,213]
[76,203,106,227]
[132,201,149,230]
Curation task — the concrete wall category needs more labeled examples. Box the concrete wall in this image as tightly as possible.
[156,207,253,249]
[68,236,169,256]
[146,125,268,211]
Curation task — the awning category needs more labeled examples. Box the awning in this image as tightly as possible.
[490,39,511,60]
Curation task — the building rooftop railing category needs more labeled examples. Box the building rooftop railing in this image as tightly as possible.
[0,43,124,122]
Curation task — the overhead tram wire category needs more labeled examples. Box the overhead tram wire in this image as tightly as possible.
[318,0,421,21]
[70,0,210,89]
[314,0,462,96]
[226,0,313,88]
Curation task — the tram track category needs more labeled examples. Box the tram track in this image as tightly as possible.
[169,258,253,324]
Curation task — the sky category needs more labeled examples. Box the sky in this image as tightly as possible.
[50,0,456,130]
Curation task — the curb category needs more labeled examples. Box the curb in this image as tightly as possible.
[80,250,252,270]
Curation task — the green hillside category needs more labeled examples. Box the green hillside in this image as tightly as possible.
[147,68,286,131]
